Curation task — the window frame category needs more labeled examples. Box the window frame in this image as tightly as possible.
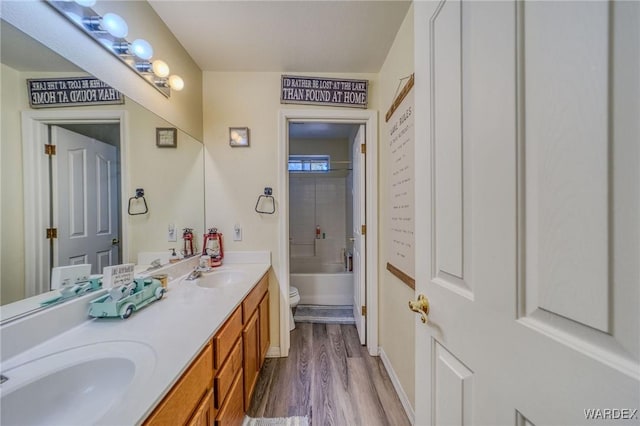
[288,154,331,173]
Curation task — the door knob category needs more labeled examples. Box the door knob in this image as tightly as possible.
[111,238,120,245]
[409,294,430,324]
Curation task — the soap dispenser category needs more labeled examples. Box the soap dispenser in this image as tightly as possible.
[169,248,180,264]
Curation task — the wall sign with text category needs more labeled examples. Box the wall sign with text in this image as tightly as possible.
[27,77,124,108]
[385,74,415,289]
[281,75,368,108]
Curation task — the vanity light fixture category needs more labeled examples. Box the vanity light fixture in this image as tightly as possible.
[152,60,170,78]
[83,12,128,39]
[168,75,185,91]
[47,0,185,98]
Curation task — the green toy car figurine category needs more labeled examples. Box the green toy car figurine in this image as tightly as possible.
[89,277,165,319]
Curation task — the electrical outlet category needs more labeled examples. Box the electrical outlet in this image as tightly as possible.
[233,224,242,241]
[168,223,177,242]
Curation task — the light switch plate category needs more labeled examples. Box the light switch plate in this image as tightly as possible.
[233,224,242,241]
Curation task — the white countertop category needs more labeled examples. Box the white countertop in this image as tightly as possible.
[0,260,271,425]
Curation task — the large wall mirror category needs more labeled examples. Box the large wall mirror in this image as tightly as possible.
[0,20,205,319]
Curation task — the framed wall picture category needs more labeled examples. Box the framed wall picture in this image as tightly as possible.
[156,127,177,148]
[229,127,250,147]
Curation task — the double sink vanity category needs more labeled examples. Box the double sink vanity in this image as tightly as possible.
[0,252,272,426]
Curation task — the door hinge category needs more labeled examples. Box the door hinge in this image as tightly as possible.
[361,305,367,316]
[361,143,366,154]
[44,144,56,156]
[46,228,58,239]
[361,224,366,235]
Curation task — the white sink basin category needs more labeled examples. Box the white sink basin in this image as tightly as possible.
[0,341,156,426]
[196,269,247,289]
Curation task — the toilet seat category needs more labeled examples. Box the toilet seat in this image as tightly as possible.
[289,286,300,331]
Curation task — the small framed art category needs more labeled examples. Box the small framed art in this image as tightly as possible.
[156,127,177,148]
[229,127,250,147]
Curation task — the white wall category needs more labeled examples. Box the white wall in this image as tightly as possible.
[125,102,204,263]
[202,71,378,350]
[377,4,416,408]
[0,64,25,304]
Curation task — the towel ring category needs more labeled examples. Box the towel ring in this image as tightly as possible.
[255,187,276,214]
[128,188,149,215]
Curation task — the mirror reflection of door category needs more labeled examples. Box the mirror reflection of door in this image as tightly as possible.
[49,125,121,286]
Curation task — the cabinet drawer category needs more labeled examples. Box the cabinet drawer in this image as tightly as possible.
[214,306,242,369]
[242,273,268,322]
[215,369,245,426]
[214,337,242,408]
[145,343,213,426]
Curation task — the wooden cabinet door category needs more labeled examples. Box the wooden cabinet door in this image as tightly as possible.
[258,293,269,366]
[215,370,245,426]
[145,344,213,426]
[242,311,259,409]
[187,388,214,426]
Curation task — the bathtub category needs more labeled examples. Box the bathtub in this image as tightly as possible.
[289,258,354,305]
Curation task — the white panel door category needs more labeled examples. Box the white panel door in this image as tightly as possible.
[352,125,366,344]
[52,126,119,277]
[414,1,639,425]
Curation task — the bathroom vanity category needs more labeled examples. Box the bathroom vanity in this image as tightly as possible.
[145,270,270,426]
[0,253,271,426]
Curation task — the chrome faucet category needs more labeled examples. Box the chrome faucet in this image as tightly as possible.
[186,268,202,281]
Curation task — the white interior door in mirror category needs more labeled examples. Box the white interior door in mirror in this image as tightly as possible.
[52,126,120,277]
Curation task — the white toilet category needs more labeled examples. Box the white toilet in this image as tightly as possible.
[289,286,300,331]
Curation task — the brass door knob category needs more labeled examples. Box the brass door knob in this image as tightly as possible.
[409,294,430,323]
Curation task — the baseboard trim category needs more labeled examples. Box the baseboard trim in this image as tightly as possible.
[378,346,415,425]
[266,346,282,358]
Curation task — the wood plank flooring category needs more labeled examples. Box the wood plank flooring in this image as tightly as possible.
[247,323,410,426]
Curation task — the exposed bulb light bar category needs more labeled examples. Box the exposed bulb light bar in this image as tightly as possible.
[152,60,170,78]
[83,13,128,39]
[101,12,128,38]
[135,62,153,73]
[168,75,184,91]
[47,0,185,97]
[131,39,153,60]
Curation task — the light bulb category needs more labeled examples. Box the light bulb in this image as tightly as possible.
[74,0,96,6]
[152,60,170,78]
[102,12,128,38]
[168,75,184,91]
[131,39,153,60]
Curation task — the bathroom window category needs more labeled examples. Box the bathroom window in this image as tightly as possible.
[288,155,330,172]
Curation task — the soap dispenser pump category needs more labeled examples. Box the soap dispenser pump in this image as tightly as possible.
[169,248,180,264]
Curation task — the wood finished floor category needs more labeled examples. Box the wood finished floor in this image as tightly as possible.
[247,323,410,426]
